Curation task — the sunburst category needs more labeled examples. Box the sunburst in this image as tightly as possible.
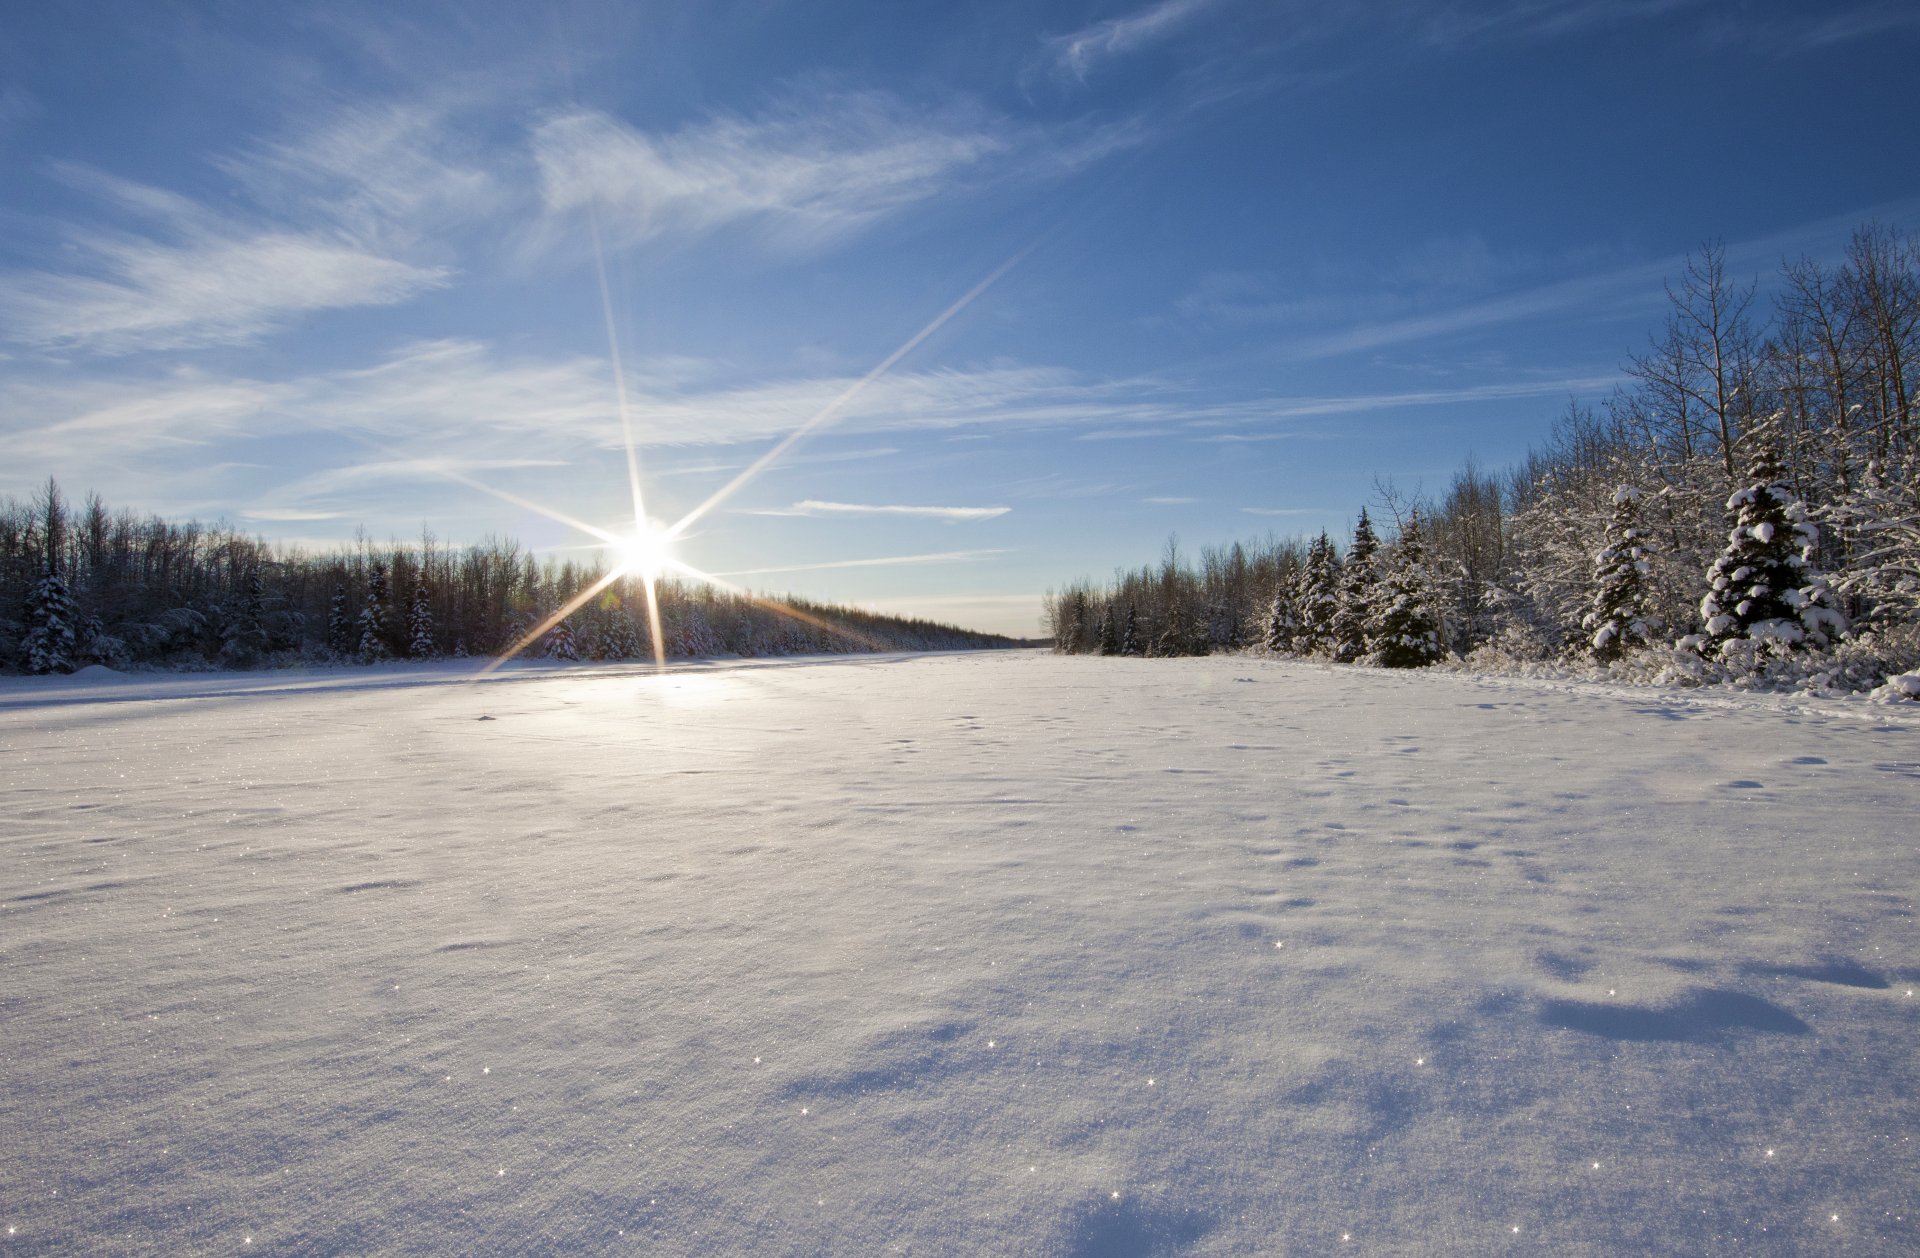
[445,231,1026,676]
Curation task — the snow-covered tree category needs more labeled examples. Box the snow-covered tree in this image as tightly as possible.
[21,563,79,674]
[546,616,580,661]
[357,563,393,661]
[326,582,352,656]
[1582,486,1654,662]
[1698,428,1847,655]
[1367,510,1445,668]
[1264,582,1298,654]
[1294,532,1340,656]
[1120,603,1142,656]
[601,611,646,660]
[1332,510,1379,663]
[1831,453,1920,627]
[406,574,435,659]
[219,570,270,667]
[1096,603,1119,656]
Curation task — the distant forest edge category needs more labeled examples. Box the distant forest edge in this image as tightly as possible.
[1045,225,1920,697]
[1,487,1017,673]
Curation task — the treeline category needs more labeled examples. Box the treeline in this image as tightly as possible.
[1,485,1014,673]
[1047,224,1920,691]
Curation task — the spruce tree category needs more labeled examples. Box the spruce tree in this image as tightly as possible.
[357,563,393,661]
[1295,531,1340,655]
[1367,509,1444,668]
[1583,486,1653,662]
[219,570,270,667]
[546,616,580,661]
[601,612,645,660]
[1264,583,1298,654]
[407,574,435,658]
[1096,603,1119,656]
[1120,603,1142,656]
[1700,429,1846,654]
[326,582,352,656]
[22,562,79,674]
[1331,510,1379,663]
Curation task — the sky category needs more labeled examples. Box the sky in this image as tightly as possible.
[3,1,1919,636]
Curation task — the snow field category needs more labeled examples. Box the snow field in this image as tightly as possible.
[1,652,1916,1255]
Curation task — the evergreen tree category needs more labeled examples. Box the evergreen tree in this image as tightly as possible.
[1294,531,1340,655]
[1367,509,1445,668]
[219,570,270,667]
[21,562,79,674]
[1095,603,1119,656]
[406,574,435,659]
[601,612,645,660]
[1155,600,1206,657]
[1582,486,1654,662]
[1264,582,1298,654]
[1206,595,1238,652]
[326,582,352,656]
[546,616,580,661]
[1120,603,1142,656]
[1699,429,1847,654]
[357,563,393,661]
[1331,510,1380,663]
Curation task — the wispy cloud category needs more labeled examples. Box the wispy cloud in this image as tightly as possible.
[0,100,475,356]
[241,507,344,522]
[749,500,1011,521]
[531,95,1007,252]
[2,339,1634,500]
[1144,495,1197,504]
[1240,506,1320,516]
[712,549,1009,577]
[1049,0,1222,80]
[0,172,448,354]
[216,99,503,252]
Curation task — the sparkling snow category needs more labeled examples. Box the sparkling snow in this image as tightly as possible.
[2,653,1916,1254]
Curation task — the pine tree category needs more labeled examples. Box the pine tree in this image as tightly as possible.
[407,574,435,659]
[1120,603,1142,656]
[1264,582,1298,654]
[1582,486,1654,662]
[1294,531,1340,655]
[601,612,645,660]
[546,616,580,661]
[1331,510,1379,663]
[22,562,80,674]
[1699,428,1847,654]
[326,582,352,656]
[1367,509,1445,668]
[1156,600,1205,657]
[219,570,270,667]
[1095,603,1119,656]
[357,563,393,661]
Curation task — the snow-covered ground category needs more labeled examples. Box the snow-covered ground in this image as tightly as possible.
[3,652,1916,1255]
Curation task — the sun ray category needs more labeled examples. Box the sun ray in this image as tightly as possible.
[639,570,667,669]
[586,199,650,537]
[665,249,1030,541]
[313,420,626,548]
[661,557,887,653]
[476,565,628,678]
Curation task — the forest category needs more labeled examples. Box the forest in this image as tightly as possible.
[0,488,1015,672]
[1045,224,1920,695]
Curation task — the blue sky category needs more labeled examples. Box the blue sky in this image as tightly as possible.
[4,0,1918,635]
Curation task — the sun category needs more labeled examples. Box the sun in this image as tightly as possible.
[616,521,675,580]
